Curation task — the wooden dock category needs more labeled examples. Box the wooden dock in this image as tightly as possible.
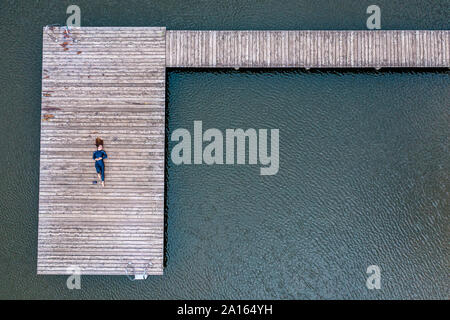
[166,30,449,68]
[38,28,449,276]
[38,27,165,275]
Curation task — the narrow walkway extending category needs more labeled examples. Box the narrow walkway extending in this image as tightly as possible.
[166,30,449,68]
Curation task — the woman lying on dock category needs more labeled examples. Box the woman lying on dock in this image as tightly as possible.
[93,137,107,187]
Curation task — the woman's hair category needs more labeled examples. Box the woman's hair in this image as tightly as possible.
[95,137,104,147]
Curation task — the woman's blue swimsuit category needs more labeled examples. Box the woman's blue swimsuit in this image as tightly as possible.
[93,150,107,181]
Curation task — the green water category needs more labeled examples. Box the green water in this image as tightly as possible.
[0,0,448,299]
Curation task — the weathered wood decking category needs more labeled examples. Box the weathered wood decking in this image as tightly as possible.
[166,30,449,67]
[38,27,165,275]
[38,28,449,276]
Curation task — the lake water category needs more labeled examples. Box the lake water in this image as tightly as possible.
[0,0,448,299]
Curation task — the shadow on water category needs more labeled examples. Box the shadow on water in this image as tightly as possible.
[164,70,170,268]
[166,67,450,75]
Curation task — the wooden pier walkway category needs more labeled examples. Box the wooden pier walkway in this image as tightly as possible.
[38,28,449,276]
[166,30,449,68]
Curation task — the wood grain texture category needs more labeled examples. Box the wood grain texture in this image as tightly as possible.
[38,27,165,276]
[166,30,450,68]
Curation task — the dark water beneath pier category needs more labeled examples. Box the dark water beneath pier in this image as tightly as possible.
[0,0,448,299]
